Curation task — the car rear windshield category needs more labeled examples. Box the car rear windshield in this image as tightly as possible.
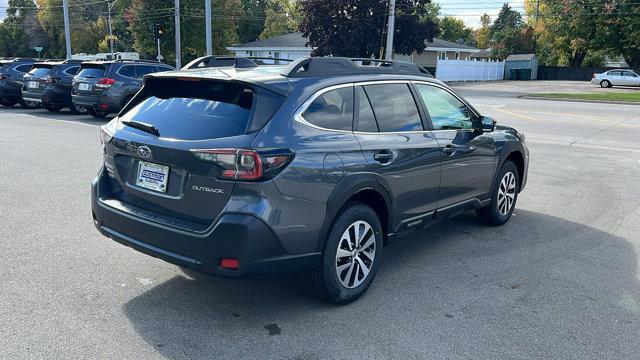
[77,65,106,78]
[28,66,53,77]
[119,79,284,140]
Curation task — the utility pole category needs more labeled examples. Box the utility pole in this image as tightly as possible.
[175,0,181,68]
[384,0,395,60]
[205,0,212,55]
[108,0,118,58]
[62,0,72,59]
[533,0,540,53]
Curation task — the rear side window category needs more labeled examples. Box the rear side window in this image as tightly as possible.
[15,64,33,72]
[64,66,80,75]
[302,87,353,131]
[135,65,157,78]
[363,84,422,132]
[118,65,135,78]
[77,66,106,78]
[355,86,378,132]
[120,80,283,140]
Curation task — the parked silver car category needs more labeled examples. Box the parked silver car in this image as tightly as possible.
[591,69,640,88]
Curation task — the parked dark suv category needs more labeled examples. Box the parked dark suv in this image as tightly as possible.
[72,60,174,118]
[91,57,529,303]
[21,60,84,113]
[40,60,87,114]
[0,58,38,108]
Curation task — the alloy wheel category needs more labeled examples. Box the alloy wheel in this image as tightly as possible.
[497,171,516,216]
[335,220,376,289]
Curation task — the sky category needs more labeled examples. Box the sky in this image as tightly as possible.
[0,0,525,28]
[437,0,526,28]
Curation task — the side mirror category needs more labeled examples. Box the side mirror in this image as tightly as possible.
[481,116,496,132]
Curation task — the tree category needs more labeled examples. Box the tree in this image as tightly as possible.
[474,13,491,49]
[259,0,300,40]
[238,0,268,43]
[490,3,534,60]
[299,0,437,58]
[0,0,42,57]
[525,0,606,67]
[438,16,473,45]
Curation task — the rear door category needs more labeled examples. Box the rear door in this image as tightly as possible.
[104,78,283,225]
[608,71,623,85]
[353,82,442,227]
[414,82,497,208]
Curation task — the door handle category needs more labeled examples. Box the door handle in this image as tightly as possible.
[443,144,476,155]
[373,150,394,163]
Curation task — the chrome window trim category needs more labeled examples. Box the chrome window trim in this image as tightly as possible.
[294,80,433,135]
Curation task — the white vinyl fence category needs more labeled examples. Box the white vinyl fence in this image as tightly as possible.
[435,59,505,82]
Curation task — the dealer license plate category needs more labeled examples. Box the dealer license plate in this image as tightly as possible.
[136,161,169,193]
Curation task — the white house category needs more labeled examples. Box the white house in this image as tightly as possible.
[227,32,480,69]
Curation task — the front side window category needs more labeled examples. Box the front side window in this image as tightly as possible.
[302,87,353,131]
[623,71,638,77]
[415,84,475,130]
[363,84,422,132]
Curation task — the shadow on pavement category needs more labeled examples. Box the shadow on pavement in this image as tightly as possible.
[123,210,639,359]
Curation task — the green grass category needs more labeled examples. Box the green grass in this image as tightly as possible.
[529,92,640,103]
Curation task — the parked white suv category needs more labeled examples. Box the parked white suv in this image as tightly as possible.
[591,70,640,88]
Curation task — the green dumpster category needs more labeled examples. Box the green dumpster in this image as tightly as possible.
[520,69,532,80]
[509,68,519,80]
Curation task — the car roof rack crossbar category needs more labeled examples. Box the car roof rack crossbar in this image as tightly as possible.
[281,57,433,78]
[183,55,294,69]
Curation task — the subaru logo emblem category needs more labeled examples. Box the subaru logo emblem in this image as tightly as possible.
[137,146,151,158]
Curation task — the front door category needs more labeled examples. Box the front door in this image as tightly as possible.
[413,82,497,208]
[353,83,442,227]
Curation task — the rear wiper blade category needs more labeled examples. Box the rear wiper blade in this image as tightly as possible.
[121,120,160,137]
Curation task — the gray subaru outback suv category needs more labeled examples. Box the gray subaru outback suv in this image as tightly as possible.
[91,57,529,304]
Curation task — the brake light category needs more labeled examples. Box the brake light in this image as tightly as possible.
[190,148,294,181]
[95,78,116,88]
[592,73,596,78]
[0,73,6,80]
[44,75,56,84]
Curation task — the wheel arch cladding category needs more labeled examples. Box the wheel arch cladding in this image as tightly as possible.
[505,150,525,190]
[346,189,391,245]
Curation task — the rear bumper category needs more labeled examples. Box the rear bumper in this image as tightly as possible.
[42,86,71,107]
[91,167,321,277]
[72,92,121,112]
[21,90,43,103]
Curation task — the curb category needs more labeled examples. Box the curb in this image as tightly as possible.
[519,95,640,106]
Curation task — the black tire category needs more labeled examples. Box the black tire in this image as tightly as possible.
[20,99,41,109]
[88,107,109,118]
[0,98,16,107]
[43,104,62,112]
[477,160,520,226]
[600,80,612,88]
[69,102,88,115]
[306,202,383,304]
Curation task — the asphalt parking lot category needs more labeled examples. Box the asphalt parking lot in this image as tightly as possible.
[1,86,639,359]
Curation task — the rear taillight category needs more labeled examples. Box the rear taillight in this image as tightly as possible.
[44,75,57,84]
[100,118,118,145]
[95,78,116,88]
[0,74,6,80]
[592,73,596,78]
[190,148,294,181]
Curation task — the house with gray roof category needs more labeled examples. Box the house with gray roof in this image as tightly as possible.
[227,32,480,68]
